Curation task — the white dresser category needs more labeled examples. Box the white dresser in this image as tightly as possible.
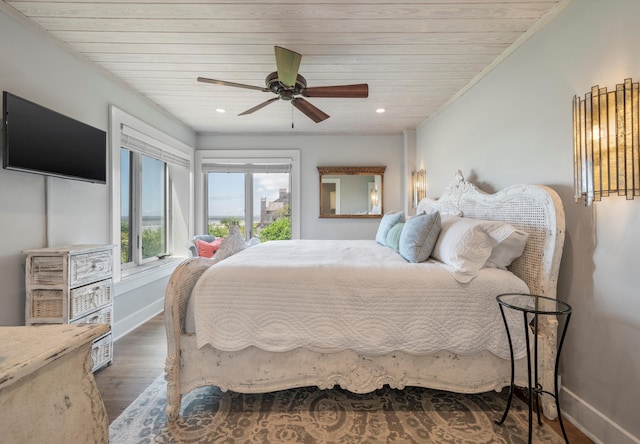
[24,244,115,371]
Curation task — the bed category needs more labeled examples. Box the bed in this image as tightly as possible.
[163,171,565,421]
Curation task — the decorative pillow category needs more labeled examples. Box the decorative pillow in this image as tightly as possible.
[431,216,497,283]
[375,211,404,246]
[431,215,527,282]
[399,211,441,263]
[417,197,463,217]
[385,222,405,252]
[195,238,222,258]
[485,228,529,269]
[214,225,247,261]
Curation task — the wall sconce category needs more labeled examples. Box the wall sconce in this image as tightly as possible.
[412,169,426,208]
[370,187,379,207]
[573,78,640,205]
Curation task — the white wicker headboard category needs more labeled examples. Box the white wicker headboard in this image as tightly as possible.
[428,171,565,299]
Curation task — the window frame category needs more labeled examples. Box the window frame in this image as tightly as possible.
[110,106,194,282]
[195,150,300,239]
[120,149,171,268]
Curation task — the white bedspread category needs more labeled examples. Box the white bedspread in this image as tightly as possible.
[192,240,529,360]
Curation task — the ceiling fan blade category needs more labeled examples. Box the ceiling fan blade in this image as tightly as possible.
[274,46,302,88]
[302,84,369,98]
[291,98,330,123]
[197,77,269,92]
[238,97,280,116]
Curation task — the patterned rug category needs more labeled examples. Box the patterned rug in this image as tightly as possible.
[109,376,563,443]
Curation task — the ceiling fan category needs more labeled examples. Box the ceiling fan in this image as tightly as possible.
[197,46,369,123]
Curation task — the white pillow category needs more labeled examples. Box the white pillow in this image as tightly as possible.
[214,224,246,262]
[431,216,526,282]
[431,216,497,283]
[485,229,529,269]
[375,211,404,246]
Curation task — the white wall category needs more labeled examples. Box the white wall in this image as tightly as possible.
[416,1,640,442]
[0,10,195,326]
[196,134,405,240]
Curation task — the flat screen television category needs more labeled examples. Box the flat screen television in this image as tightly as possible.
[2,91,107,183]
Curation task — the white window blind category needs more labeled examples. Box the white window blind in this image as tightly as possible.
[200,157,292,174]
[121,124,190,169]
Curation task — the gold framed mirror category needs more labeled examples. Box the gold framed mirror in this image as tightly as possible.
[317,166,385,218]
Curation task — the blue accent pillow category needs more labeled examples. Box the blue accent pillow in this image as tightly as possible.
[399,212,441,263]
[375,211,404,246]
[385,222,405,252]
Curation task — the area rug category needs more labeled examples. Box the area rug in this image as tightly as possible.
[109,376,563,443]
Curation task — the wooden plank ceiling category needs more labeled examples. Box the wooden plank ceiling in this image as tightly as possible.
[2,0,564,135]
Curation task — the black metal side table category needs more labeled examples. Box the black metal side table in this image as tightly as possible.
[495,293,572,444]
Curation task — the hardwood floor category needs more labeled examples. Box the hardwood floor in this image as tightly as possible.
[94,313,593,443]
[94,314,167,422]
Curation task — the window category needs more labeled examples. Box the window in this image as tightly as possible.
[120,148,169,266]
[206,170,291,241]
[141,155,168,259]
[207,172,246,237]
[111,107,193,280]
[120,148,132,264]
[196,150,300,241]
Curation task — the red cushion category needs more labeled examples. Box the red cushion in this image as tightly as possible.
[195,238,222,258]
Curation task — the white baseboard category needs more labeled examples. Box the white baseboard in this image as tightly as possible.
[112,297,164,342]
[562,387,640,444]
[111,258,179,342]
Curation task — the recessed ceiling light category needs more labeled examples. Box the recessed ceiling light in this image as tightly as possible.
[376,108,386,113]
[216,108,226,113]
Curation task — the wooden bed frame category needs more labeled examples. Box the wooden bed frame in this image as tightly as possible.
[163,171,565,421]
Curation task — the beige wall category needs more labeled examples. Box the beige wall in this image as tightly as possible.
[416,1,640,442]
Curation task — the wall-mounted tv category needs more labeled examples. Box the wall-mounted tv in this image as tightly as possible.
[2,91,107,184]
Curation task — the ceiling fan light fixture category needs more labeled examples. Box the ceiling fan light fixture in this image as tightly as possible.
[197,46,369,124]
[265,72,307,98]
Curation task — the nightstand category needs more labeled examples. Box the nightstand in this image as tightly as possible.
[495,293,572,444]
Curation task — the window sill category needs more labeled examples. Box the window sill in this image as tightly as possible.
[116,256,185,295]
[121,256,184,278]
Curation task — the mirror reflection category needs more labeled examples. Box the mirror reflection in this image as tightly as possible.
[318,166,385,218]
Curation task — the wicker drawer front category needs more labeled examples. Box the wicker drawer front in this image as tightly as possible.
[30,256,65,286]
[30,289,64,320]
[70,280,112,320]
[25,245,114,371]
[70,250,113,287]
[72,305,112,326]
[91,333,113,371]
